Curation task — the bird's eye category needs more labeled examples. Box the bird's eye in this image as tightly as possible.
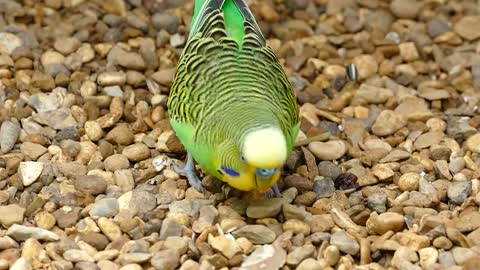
[240,155,246,162]
[221,166,240,177]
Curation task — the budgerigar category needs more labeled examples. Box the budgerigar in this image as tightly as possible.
[167,0,300,195]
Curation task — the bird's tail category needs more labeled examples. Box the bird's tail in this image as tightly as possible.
[190,0,265,47]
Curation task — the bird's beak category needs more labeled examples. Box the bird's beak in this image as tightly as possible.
[255,168,280,192]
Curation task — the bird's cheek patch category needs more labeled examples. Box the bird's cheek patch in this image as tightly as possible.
[221,166,240,177]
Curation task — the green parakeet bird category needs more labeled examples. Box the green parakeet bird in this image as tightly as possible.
[167,0,300,195]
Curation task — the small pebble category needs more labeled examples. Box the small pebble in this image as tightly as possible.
[18,161,44,186]
[309,140,347,160]
[448,180,472,205]
[330,230,360,255]
[313,177,335,198]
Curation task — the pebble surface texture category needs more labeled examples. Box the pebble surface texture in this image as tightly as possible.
[0,0,479,269]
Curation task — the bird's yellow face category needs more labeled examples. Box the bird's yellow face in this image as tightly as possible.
[217,126,287,193]
[220,163,283,192]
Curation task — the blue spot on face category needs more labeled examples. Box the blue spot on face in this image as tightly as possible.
[256,168,278,178]
[221,166,240,177]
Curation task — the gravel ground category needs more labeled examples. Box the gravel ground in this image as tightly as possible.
[0,0,480,269]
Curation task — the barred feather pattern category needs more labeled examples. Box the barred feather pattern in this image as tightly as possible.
[168,0,299,169]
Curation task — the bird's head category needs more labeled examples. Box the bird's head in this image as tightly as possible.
[219,126,287,192]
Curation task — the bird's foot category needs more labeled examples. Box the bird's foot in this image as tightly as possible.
[265,184,282,199]
[174,152,205,192]
[272,184,282,198]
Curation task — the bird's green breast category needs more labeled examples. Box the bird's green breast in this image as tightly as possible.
[170,119,223,179]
